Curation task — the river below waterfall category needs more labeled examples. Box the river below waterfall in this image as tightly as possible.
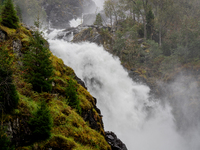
[46,29,200,150]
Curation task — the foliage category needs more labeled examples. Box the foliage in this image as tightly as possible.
[0,129,14,150]
[0,46,19,113]
[147,40,161,60]
[65,78,81,114]
[93,13,103,26]
[113,30,125,56]
[44,135,76,150]
[1,0,19,29]
[29,101,53,143]
[22,31,53,93]
[146,9,154,39]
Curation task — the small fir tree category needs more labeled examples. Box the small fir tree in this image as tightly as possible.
[146,9,154,40]
[94,13,103,26]
[22,31,53,93]
[0,46,19,113]
[29,101,53,142]
[65,78,81,114]
[1,0,19,29]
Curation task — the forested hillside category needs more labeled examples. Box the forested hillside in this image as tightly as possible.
[90,0,200,84]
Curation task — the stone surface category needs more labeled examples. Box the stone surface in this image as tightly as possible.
[0,29,6,42]
[5,117,32,147]
[13,40,22,58]
[105,131,128,150]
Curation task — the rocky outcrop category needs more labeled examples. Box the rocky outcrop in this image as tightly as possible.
[74,75,105,135]
[0,29,6,42]
[105,131,128,150]
[5,116,32,147]
[13,40,22,59]
[73,25,113,46]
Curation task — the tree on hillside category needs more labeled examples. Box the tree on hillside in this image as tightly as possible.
[94,13,103,26]
[0,46,19,113]
[29,101,53,142]
[65,78,81,114]
[22,31,53,93]
[1,0,19,29]
[104,0,119,28]
[146,9,154,40]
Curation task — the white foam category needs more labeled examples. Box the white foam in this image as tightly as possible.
[47,37,192,149]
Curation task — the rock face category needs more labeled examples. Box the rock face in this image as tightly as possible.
[42,0,96,29]
[5,116,32,147]
[13,40,22,59]
[0,29,6,42]
[105,131,128,150]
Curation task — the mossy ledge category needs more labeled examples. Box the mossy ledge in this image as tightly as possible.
[0,24,111,150]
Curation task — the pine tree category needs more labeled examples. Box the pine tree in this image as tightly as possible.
[22,31,53,93]
[94,13,103,26]
[0,46,19,113]
[1,0,19,29]
[146,9,154,40]
[29,101,53,142]
[65,78,81,114]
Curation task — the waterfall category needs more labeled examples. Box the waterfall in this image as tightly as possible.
[46,29,200,150]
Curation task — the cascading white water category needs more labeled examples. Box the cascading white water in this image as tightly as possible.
[47,34,194,149]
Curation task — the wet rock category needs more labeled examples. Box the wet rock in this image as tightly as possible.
[105,131,128,150]
[81,107,104,134]
[74,75,87,90]
[0,29,6,42]
[54,27,80,41]
[13,40,22,58]
[5,117,32,147]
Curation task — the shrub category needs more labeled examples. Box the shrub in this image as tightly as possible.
[94,13,103,26]
[29,101,53,143]
[1,0,19,29]
[65,78,81,114]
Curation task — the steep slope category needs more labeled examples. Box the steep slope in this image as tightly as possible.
[0,24,111,150]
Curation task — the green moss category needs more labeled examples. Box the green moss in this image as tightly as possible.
[0,25,16,36]
[44,135,76,149]
[1,23,111,150]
